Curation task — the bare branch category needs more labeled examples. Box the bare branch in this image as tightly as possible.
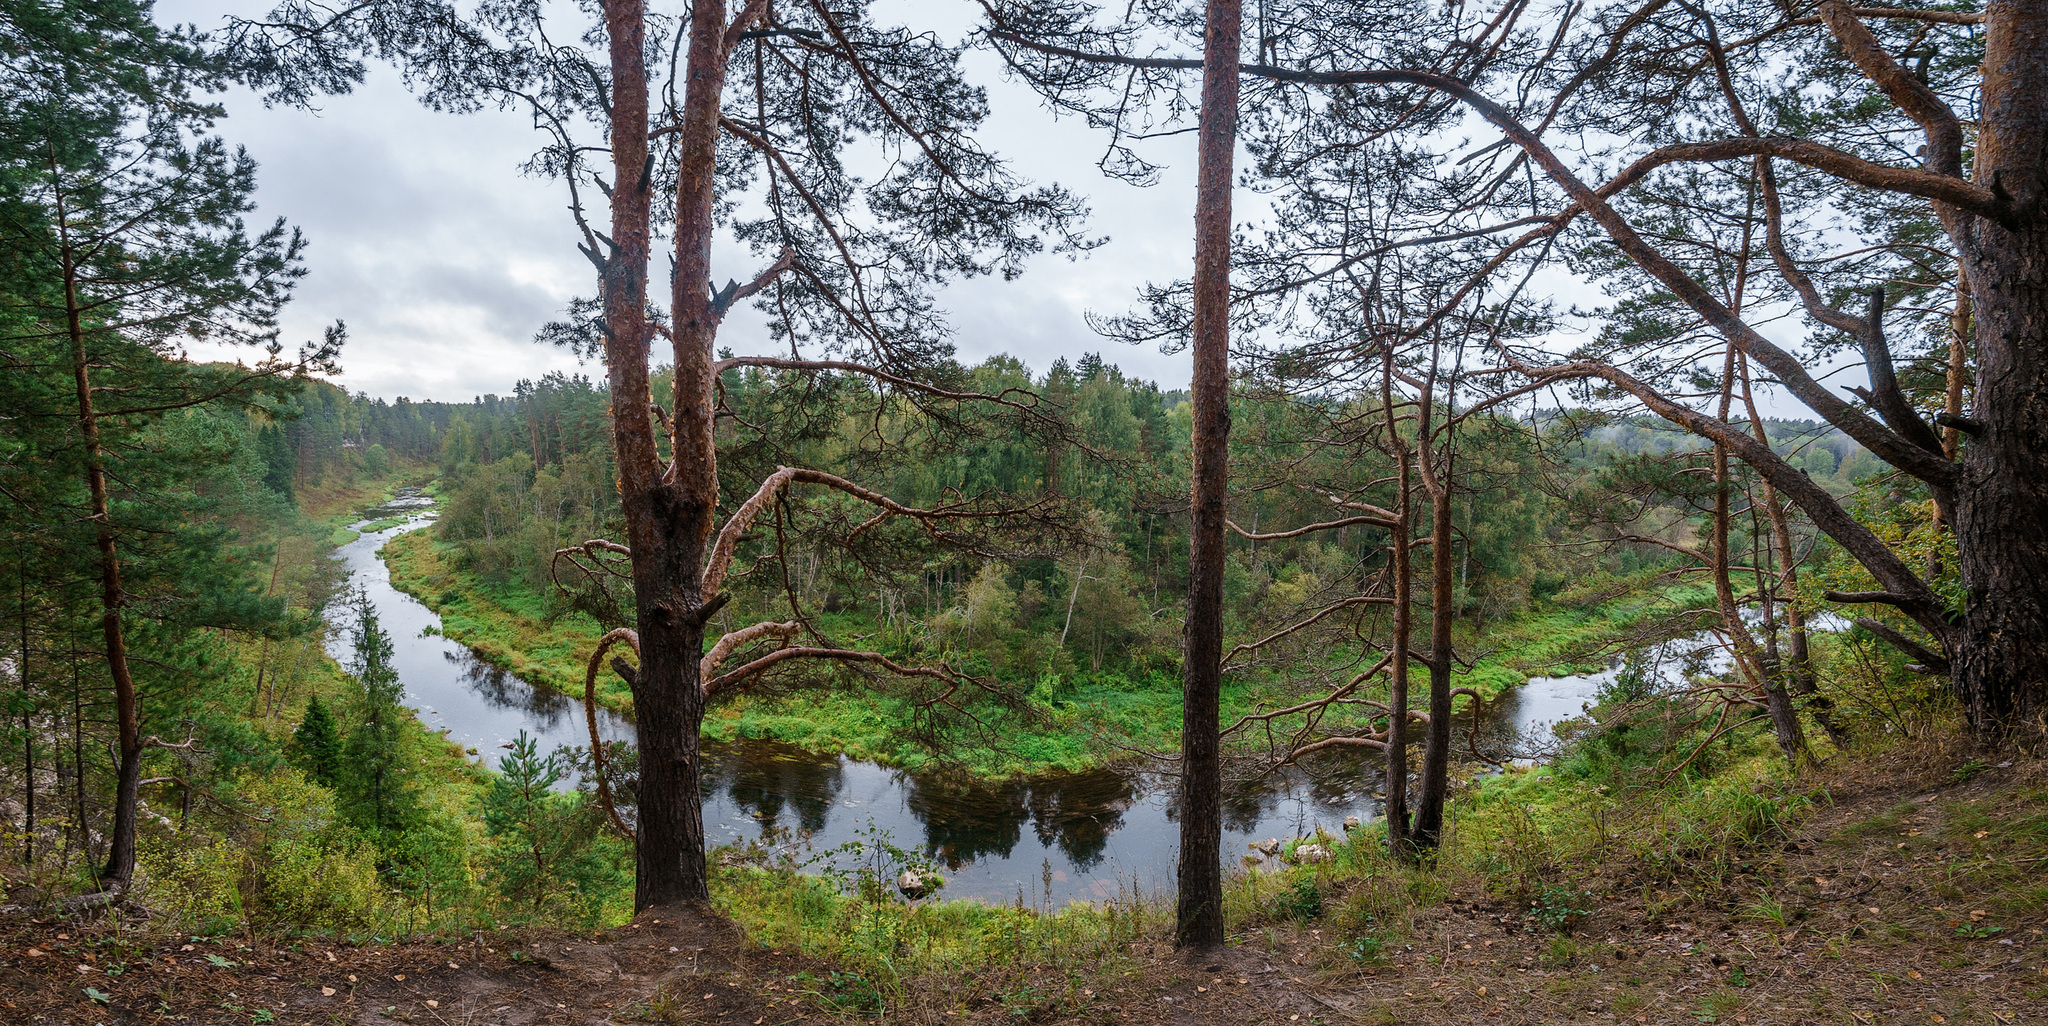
[1223,597,1395,668]
[1226,512,1393,540]
[701,619,801,684]
[704,645,959,695]
[582,628,639,841]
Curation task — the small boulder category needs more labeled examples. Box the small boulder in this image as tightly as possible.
[1251,838,1283,857]
[1343,815,1362,831]
[1291,843,1332,865]
[896,868,941,900]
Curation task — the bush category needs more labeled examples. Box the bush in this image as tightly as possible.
[138,837,244,935]
[1272,877,1324,922]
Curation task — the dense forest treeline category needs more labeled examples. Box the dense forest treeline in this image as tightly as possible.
[417,355,1885,701]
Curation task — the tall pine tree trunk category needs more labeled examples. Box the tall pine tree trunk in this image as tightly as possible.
[1949,4,2048,737]
[1381,353,1414,855]
[1407,457,1454,849]
[1175,0,1241,950]
[1953,220,2048,734]
[64,251,141,893]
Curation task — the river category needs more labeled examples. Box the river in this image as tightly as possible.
[328,493,1626,905]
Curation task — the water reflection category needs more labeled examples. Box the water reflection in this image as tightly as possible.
[447,648,579,730]
[702,740,842,834]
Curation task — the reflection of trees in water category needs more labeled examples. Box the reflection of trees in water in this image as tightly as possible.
[1022,770,1132,870]
[905,775,1026,869]
[1218,756,1381,833]
[448,649,573,731]
[701,740,842,833]
[904,769,1135,871]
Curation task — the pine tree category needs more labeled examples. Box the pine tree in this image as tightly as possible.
[338,588,413,837]
[482,732,627,923]
[0,0,338,897]
[289,695,341,788]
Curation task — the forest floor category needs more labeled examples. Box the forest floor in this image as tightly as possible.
[5,743,2044,1025]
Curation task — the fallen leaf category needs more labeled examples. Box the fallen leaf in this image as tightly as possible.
[1908,970,1922,979]
[425,1000,439,1009]
[448,961,460,969]
[394,974,405,981]
[1975,830,1990,839]
[1196,986,1208,993]
[24,949,44,958]
[1478,987,1488,996]
[1867,907,1882,915]
[321,987,336,997]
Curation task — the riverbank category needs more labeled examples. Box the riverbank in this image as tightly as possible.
[380,525,1720,777]
[10,733,2040,1025]
[119,469,509,936]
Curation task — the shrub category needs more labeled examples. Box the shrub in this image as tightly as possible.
[1272,877,1324,922]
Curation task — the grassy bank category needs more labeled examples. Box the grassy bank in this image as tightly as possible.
[19,726,2040,1024]
[382,527,1719,778]
[120,462,514,939]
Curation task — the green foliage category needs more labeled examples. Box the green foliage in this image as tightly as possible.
[289,695,342,787]
[481,732,628,925]
[1272,877,1325,922]
[1529,884,1596,934]
[337,589,418,838]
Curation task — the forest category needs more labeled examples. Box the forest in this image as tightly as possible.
[3,0,2046,1023]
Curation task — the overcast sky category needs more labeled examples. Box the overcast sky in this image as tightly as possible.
[153,1,1852,419]
[158,0,1226,403]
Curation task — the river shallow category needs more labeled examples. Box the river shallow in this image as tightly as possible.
[328,494,1621,904]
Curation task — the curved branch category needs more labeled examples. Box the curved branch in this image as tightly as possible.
[1226,512,1393,540]
[986,35,1967,486]
[1816,0,1965,186]
[703,465,1043,598]
[701,619,802,685]
[713,355,1051,418]
[1850,615,1952,673]
[582,628,639,841]
[1223,597,1395,668]
[704,645,959,695]
[1517,358,1953,648]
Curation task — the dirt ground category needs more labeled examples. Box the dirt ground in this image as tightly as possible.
[5,757,2045,1025]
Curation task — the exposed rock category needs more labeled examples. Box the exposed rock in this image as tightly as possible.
[1343,815,1362,831]
[1251,838,1283,856]
[896,868,941,899]
[1291,844,1331,865]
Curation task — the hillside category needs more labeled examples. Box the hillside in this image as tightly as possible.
[6,738,2040,1025]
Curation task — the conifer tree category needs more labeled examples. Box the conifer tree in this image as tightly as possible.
[339,588,413,837]
[0,0,337,900]
[289,694,341,788]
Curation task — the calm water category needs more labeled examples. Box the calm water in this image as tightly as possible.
[329,494,1617,904]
